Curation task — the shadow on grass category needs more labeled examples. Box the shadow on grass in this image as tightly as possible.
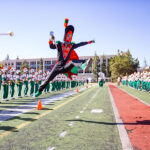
[46,104,55,106]
[66,119,150,125]
[42,108,53,110]
[0,106,20,108]
[0,106,35,110]
[1,100,36,104]
[1,102,33,105]
[0,126,18,132]
[6,116,37,122]
[24,112,39,115]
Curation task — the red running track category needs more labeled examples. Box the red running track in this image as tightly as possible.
[109,85,150,150]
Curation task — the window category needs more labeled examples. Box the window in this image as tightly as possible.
[45,64,51,67]
[30,61,36,65]
[45,61,51,64]
[16,62,22,65]
[31,66,36,69]
[52,60,56,64]
[45,66,50,69]
[16,66,20,70]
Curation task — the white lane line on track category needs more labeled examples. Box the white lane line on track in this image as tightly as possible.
[108,86,133,150]
[59,131,67,138]
[47,146,55,150]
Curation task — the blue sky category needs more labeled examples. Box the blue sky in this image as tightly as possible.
[0,0,150,66]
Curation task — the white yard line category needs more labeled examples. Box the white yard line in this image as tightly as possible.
[83,107,86,110]
[46,86,96,150]
[91,109,103,114]
[108,86,133,150]
[59,131,67,138]
[75,116,80,119]
[69,122,75,126]
[80,111,84,113]
[47,146,55,150]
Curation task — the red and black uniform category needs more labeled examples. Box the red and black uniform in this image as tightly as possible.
[38,41,90,92]
[38,24,94,92]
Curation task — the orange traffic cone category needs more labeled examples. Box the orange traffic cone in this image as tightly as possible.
[76,88,79,93]
[37,100,43,110]
[86,85,88,88]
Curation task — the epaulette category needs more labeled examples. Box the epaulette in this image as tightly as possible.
[71,42,76,45]
[55,41,61,44]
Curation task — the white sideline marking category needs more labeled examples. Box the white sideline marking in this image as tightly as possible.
[108,87,133,150]
[80,111,84,113]
[47,146,55,150]
[75,116,80,119]
[118,86,150,107]
[83,107,86,110]
[91,109,103,114]
[59,131,67,138]
[69,122,74,126]
[91,89,100,99]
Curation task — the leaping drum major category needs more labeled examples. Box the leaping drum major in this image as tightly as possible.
[34,18,95,97]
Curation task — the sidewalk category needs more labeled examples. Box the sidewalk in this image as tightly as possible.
[109,84,150,150]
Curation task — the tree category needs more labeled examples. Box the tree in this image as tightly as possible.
[39,58,43,72]
[92,52,100,82]
[5,54,10,60]
[101,55,107,76]
[107,58,111,77]
[109,50,139,82]
[143,57,148,68]
[21,60,29,74]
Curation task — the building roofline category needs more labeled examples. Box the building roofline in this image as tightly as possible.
[2,54,115,62]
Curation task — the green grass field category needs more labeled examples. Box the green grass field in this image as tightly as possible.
[0,85,122,150]
[119,85,150,105]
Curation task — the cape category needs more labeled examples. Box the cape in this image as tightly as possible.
[56,43,79,80]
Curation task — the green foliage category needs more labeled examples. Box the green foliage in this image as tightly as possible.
[107,58,111,77]
[101,55,106,76]
[39,58,43,72]
[143,57,148,68]
[92,52,100,82]
[109,50,139,81]
[21,60,29,74]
